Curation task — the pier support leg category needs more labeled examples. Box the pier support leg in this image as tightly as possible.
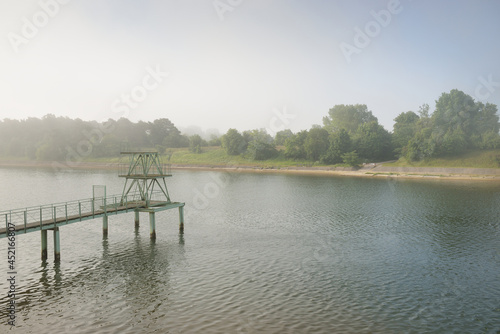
[179,206,184,233]
[135,210,140,228]
[149,212,156,239]
[53,227,60,262]
[41,230,48,261]
[103,215,108,237]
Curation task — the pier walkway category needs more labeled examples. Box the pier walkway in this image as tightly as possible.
[1,150,185,261]
[0,191,183,237]
[0,191,185,261]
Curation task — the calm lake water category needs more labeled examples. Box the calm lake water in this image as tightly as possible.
[0,167,499,333]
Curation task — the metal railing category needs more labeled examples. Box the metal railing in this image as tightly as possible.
[119,163,171,176]
[1,191,166,236]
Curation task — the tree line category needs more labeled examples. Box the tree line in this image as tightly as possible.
[220,89,499,165]
[0,117,195,161]
[0,89,498,165]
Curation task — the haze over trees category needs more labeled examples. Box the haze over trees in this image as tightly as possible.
[323,104,377,134]
[0,89,498,166]
[307,104,391,164]
[221,128,246,155]
[0,116,191,161]
[394,90,500,161]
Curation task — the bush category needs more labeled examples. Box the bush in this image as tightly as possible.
[247,141,278,160]
[189,135,204,154]
[221,129,247,155]
[342,151,360,167]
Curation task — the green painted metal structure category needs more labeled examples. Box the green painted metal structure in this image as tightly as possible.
[119,150,172,207]
[0,150,185,261]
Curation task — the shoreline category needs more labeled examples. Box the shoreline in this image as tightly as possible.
[0,160,499,181]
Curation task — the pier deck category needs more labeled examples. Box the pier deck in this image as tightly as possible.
[0,192,184,238]
[1,150,184,261]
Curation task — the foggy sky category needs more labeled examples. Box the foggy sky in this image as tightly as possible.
[1,0,499,135]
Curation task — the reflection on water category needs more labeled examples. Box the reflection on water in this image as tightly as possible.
[1,227,186,334]
[0,167,499,333]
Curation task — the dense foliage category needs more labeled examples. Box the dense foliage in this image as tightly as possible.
[189,134,205,154]
[221,128,246,155]
[0,116,190,161]
[395,90,500,161]
[1,89,498,165]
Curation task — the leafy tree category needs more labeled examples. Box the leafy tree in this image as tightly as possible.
[35,132,65,160]
[243,129,277,160]
[2,91,498,164]
[429,90,474,155]
[274,129,294,146]
[422,89,500,156]
[304,127,329,161]
[321,129,351,164]
[477,130,500,149]
[247,141,278,160]
[208,134,221,146]
[440,127,468,155]
[221,128,246,155]
[146,118,188,148]
[163,134,189,148]
[433,90,477,139]
[113,118,135,144]
[404,127,435,161]
[341,151,360,167]
[149,118,181,146]
[243,129,273,145]
[1,119,23,156]
[284,130,308,160]
[323,104,377,134]
[189,134,204,153]
[392,111,419,156]
[400,105,435,161]
[471,102,500,149]
[352,121,393,161]
[414,102,428,117]
[93,134,121,157]
[403,91,495,160]
[475,102,499,133]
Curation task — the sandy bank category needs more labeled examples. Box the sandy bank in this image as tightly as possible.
[0,160,499,181]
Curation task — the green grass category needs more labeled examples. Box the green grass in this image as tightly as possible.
[384,149,500,169]
[166,147,315,168]
[5,147,498,170]
[0,147,319,168]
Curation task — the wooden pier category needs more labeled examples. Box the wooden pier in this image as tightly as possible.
[1,150,185,261]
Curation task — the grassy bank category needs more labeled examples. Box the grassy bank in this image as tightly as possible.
[0,147,324,168]
[166,147,317,168]
[1,148,499,170]
[169,147,500,169]
[383,149,500,169]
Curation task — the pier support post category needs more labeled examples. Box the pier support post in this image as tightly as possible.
[53,227,60,262]
[103,215,108,237]
[149,212,156,239]
[135,210,140,227]
[179,206,184,233]
[41,230,48,261]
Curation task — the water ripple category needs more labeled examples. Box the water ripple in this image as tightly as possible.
[1,170,499,333]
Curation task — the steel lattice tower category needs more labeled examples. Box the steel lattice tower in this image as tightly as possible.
[119,151,172,207]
